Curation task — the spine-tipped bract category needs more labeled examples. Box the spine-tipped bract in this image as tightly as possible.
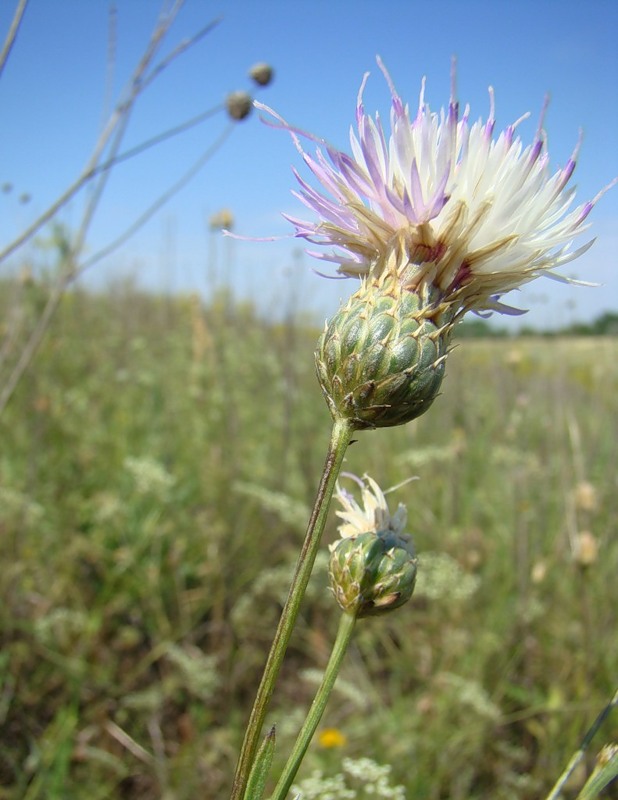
[316,272,455,430]
[329,529,418,618]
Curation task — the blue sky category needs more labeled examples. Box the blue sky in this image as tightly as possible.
[1,0,617,330]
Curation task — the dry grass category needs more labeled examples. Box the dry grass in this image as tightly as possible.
[0,282,616,799]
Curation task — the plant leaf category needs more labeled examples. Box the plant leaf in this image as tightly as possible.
[244,726,276,800]
[575,744,618,800]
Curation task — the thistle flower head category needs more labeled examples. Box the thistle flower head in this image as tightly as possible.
[261,57,613,316]
[334,472,407,541]
[329,474,417,617]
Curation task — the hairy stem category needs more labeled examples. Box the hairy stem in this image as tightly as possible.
[270,612,357,800]
[230,417,355,800]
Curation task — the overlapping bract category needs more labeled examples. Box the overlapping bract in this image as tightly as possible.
[329,475,417,617]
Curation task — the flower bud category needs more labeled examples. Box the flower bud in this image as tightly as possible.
[329,529,417,617]
[249,62,274,87]
[316,270,455,430]
[225,91,252,121]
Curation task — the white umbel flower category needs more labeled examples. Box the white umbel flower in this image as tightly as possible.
[259,58,614,315]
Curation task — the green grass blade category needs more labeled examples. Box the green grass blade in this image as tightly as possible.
[575,745,618,800]
[244,727,276,800]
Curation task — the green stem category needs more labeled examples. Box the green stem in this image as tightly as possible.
[270,611,357,800]
[544,688,618,800]
[230,417,355,800]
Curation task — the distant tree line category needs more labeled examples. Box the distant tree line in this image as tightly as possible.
[455,311,618,338]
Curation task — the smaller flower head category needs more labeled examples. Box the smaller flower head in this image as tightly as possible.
[329,474,417,617]
[334,472,408,542]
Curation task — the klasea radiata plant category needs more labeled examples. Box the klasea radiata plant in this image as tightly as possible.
[231,58,616,800]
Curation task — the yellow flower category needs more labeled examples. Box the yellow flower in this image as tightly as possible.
[317,727,347,749]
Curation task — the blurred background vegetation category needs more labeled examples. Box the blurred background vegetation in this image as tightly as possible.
[1,3,616,798]
[0,264,616,799]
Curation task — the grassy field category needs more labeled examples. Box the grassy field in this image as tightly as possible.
[0,282,616,799]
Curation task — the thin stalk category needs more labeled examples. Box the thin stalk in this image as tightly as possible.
[270,612,357,800]
[0,0,29,77]
[230,417,355,800]
[79,124,234,276]
[544,688,618,800]
[0,4,215,265]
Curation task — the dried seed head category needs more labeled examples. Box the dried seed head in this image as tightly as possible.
[574,481,598,513]
[572,530,599,567]
[225,91,253,121]
[249,62,274,87]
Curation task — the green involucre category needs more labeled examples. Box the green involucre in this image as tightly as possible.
[328,530,418,618]
[315,275,455,430]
